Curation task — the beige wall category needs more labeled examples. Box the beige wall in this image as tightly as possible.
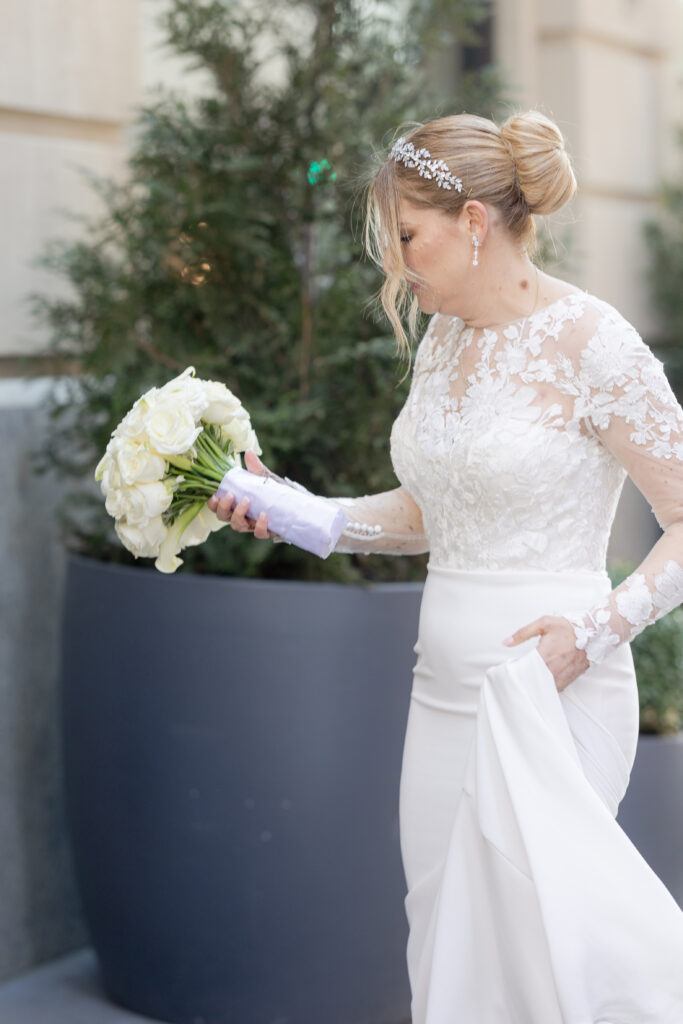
[0,0,140,358]
[495,0,683,336]
[140,0,214,98]
[495,0,683,558]
[5,0,681,357]
[0,0,220,361]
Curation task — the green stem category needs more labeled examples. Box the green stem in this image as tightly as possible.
[196,429,233,466]
[177,463,225,485]
[164,427,238,523]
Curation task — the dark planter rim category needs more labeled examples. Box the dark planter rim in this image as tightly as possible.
[63,554,683,743]
[65,549,425,595]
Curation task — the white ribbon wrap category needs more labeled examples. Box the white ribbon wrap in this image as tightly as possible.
[217,467,347,559]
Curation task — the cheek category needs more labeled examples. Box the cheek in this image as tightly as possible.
[443,246,469,282]
[410,243,434,278]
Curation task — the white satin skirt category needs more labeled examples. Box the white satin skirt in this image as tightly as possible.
[399,565,683,1024]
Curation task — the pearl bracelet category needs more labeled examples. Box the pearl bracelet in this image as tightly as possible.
[342,521,383,538]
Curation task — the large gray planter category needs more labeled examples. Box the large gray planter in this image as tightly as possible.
[60,554,421,1024]
[617,733,683,907]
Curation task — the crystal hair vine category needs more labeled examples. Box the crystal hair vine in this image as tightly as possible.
[389,137,463,192]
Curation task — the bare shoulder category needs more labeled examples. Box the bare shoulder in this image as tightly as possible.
[535,270,584,308]
[538,273,638,337]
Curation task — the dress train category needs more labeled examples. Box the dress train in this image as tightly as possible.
[407,645,683,1024]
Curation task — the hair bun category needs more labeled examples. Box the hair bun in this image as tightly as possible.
[500,110,576,215]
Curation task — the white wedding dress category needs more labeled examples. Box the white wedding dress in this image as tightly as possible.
[330,291,683,1023]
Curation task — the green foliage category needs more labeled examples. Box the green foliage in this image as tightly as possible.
[33,0,500,581]
[608,562,683,734]
[635,136,683,731]
[643,159,683,397]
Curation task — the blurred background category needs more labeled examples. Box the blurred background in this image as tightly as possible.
[0,0,682,1011]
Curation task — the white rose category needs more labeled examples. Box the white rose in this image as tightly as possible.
[116,445,167,486]
[115,516,167,558]
[96,430,126,479]
[115,396,157,442]
[95,451,110,482]
[105,486,128,519]
[99,455,125,496]
[121,481,172,526]
[157,367,195,392]
[144,399,203,456]
[220,414,259,453]
[201,381,244,424]
[244,427,262,456]
[158,368,208,419]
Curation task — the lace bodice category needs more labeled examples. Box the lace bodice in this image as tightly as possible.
[331,291,683,666]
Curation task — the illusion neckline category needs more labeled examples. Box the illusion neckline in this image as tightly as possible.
[460,289,586,333]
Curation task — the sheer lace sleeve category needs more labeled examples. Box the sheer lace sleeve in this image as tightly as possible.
[559,310,683,665]
[328,486,429,555]
[269,476,427,556]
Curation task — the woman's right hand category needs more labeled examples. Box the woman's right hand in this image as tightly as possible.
[207,450,275,540]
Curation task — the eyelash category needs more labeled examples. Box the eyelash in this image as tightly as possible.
[400,234,412,244]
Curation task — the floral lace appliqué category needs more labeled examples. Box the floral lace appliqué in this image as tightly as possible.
[333,291,683,673]
[387,292,683,667]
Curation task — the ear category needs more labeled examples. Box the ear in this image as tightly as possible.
[462,200,489,243]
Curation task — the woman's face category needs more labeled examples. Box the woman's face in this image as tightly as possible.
[388,198,472,316]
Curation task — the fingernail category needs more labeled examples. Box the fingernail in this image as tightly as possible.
[257,512,266,522]
[502,636,515,646]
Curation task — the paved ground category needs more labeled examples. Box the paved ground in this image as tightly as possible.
[0,950,165,1024]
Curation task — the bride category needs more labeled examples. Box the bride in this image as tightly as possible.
[209,110,683,1023]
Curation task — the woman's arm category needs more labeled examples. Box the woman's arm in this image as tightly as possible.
[208,451,428,556]
[502,311,683,689]
[559,314,683,665]
[210,315,443,557]
[326,486,428,555]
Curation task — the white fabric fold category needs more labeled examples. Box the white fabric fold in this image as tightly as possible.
[411,646,683,1024]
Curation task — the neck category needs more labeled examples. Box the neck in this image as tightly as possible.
[458,249,541,329]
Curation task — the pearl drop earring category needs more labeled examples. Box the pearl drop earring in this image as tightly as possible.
[472,234,480,267]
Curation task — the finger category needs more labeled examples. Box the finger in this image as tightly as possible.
[215,493,235,522]
[207,495,219,512]
[244,449,266,475]
[503,616,551,646]
[253,512,270,540]
[230,496,253,531]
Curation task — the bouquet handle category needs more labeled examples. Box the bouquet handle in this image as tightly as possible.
[217,467,347,559]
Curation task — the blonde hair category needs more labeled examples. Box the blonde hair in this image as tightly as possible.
[365,110,577,357]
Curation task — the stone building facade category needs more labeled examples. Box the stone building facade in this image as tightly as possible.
[0,0,681,983]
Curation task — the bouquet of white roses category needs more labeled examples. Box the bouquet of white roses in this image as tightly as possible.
[95,367,261,573]
[96,367,347,572]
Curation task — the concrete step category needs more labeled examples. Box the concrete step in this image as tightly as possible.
[0,950,166,1023]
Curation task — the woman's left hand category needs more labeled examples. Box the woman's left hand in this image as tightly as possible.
[502,615,590,692]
